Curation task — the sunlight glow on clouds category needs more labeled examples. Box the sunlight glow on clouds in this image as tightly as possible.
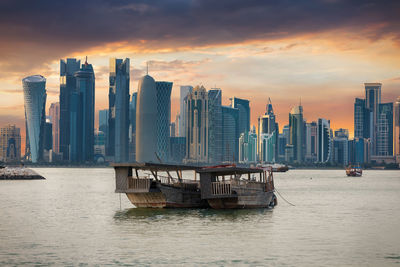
[0,0,399,150]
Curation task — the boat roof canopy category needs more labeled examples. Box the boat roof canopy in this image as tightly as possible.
[111,162,203,171]
[197,167,264,175]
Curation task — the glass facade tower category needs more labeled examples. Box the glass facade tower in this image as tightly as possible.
[69,61,95,162]
[59,58,81,160]
[354,98,371,139]
[377,103,393,156]
[48,102,60,154]
[208,89,223,163]
[22,75,47,163]
[107,58,130,162]
[185,86,209,163]
[365,83,381,155]
[230,97,250,136]
[258,98,278,162]
[288,105,304,163]
[239,129,257,163]
[178,86,193,137]
[155,81,173,162]
[136,75,157,163]
[222,106,239,162]
[317,118,331,163]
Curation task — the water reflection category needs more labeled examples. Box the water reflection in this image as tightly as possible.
[114,207,273,222]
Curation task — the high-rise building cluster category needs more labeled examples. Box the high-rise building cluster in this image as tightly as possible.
[350,83,397,165]
[11,57,399,167]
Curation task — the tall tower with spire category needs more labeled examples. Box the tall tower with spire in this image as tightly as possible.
[258,98,278,162]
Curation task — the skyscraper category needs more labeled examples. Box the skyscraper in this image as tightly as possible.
[0,124,21,162]
[394,97,400,163]
[348,138,371,165]
[277,133,286,162]
[239,128,257,163]
[136,75,157,163]
[305,121,317,162]
[98,109,109,134]
[258,98,278,162]
[185,85,208,163]
[94,130,106,159]
[288,105,304,163]
[333,128,349,166]
[259,132,277,163]
[48,102,60,154]
[22,75,47,163]
[130,92,137,134]
[178,85,193,137]
[377,103,393,156]
[170,137,186,163]
[44,117,53,151]
[282,125,290,143]
[230,97,250,136]
[59,58,81,160]
[107,58,130,162]
[69,59,95,162]
[365,83,381,155]
[317,118,331,163]
[129,92,137,161]
[222,105,239,162]
[354,97,371,140]
[208,89,223,163]
[155,81,173,162]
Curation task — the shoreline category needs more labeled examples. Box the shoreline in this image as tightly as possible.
[15,165,400,171]
[0,167,46,180]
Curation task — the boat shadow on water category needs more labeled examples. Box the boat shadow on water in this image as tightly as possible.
[113,207,273,222]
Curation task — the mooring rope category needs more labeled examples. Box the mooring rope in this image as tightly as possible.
[274,187,296,206]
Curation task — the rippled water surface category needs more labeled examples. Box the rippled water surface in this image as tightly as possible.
[1,168,400,266]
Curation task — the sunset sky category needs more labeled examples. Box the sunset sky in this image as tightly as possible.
[0,0,399,150]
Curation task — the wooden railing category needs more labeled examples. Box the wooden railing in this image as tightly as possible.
[230,179,265,190]
[158,175,200,189]
[212,182,231,195]
[127,177,151,191]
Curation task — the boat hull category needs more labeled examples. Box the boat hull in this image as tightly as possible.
[346,170,362,177]
[126,183,209,208]
[207,191,275,209]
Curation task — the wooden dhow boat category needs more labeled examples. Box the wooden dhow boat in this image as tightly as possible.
[346,165,363,177]
[198,165,277,209]
[112,163,208,208]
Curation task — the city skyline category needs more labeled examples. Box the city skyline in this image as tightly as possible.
[1,1,400,151]
[7,62,399,153]
[1,57,398,165]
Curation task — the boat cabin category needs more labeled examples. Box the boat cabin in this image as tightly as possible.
[112,162,202,193]
[197,166,276,209]
[112,163,207,208]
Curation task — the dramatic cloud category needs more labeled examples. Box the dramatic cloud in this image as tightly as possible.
[0,0,399,72]
[0,0,399,147]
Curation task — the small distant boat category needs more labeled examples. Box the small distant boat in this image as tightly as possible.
[257,163,289,172]
[346,165,362,177]
[274,165,289,172]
